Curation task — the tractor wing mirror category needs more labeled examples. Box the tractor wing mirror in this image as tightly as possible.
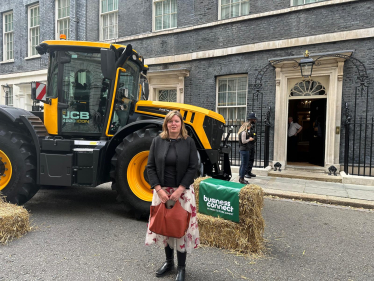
[141,74,149,100]
[101,48,116,80]
[142,81,149,100]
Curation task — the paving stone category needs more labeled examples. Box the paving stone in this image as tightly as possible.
[346,189,374,201]
[304,186,349,198]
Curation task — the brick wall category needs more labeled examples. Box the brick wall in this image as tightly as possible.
[0,0,87,75]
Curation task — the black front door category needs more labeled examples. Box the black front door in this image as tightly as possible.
[309,99,326,166]
[288,99,326,166]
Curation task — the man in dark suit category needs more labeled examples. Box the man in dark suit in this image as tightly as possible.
[245,112,257,179]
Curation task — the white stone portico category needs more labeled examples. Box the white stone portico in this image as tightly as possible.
[0,69,47,111]
[271,51,353,172]
[147,68,190,104]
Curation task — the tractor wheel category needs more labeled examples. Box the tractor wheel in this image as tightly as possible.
[111,127,160,218]
[0,124,38,205]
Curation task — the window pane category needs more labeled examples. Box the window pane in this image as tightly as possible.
[155,2,162,16]
[227,92,236,106]
[237,91,246,105]
[155,16,162,31]
[228,108,235,120]
[171,13,177,28]
[222,0,231,4]
[218,80,227,92]
[163,0,170,14]
[231,3,240,18]
[221,6,230,20]
[292,0,305,5]
[171,0,177,13]
[108,0,114,12]
[163,14,170,29]
[218,92,227,106]
[227,79,235,92]
[241,1,250,15]
[218,108,226,120]
[102,0,108,13]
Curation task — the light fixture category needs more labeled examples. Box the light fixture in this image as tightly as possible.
[299,50,315,78]
[2,83,10,93]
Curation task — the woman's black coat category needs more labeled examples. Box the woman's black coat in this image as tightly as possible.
[147,135,198,189]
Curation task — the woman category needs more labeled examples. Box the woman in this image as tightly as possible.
[145,110,200,281]
[238,122,252,184]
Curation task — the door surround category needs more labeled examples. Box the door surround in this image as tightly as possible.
[272,56,348,171]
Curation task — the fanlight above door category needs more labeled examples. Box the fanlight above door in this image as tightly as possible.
[290,80,326,96]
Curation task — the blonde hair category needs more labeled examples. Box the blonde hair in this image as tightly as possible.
[160,110,189,139]
[237,122,250,137]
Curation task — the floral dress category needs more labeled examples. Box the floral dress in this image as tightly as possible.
[145,185,200,253]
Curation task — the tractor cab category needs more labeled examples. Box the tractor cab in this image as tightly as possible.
[33,40,148,138]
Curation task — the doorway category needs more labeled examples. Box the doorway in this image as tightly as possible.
[287,99,326,166]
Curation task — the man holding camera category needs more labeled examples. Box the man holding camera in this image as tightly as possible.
[245,112,257,179]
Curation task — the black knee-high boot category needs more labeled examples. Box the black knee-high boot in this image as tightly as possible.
[156,245,174,277]
[175,251,186,281]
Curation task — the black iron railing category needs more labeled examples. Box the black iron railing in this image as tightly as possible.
[344,110,374,177]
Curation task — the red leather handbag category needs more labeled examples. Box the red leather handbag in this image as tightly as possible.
[149,201,191,238]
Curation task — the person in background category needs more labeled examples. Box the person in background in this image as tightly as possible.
[238,122,252,184]
[145,110,200,281]
[288,116,303,162]
[245,112,258,179]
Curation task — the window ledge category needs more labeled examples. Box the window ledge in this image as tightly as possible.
[153,27,178,33]
[0,59,14,64]
[25,55,41,60]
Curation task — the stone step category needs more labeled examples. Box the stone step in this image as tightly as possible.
[268,169,342,183]
[284,165,327,173]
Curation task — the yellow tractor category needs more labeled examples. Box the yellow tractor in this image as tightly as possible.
[0,40,231,217]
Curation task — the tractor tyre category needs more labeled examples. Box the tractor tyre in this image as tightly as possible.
[0,124,39,205]
[111,127,160,218]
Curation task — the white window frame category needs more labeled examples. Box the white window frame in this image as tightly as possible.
[55,0,70,40]
[218,0,250,21]
[99,0,118,41]
[3,11,14,62]
[290,0,325,6]
[153,0,177,32]
[216,74,248,122]
[28,5,40,58]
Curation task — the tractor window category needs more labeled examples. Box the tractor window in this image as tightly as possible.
[59,51,109,134]
[108,60,140,135]
[47,51,58,98]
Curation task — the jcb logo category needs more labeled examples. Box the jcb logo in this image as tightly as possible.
[63,111,89,119]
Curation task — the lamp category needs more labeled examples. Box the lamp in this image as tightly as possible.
[299,50,315,78]
[2,83,10,93]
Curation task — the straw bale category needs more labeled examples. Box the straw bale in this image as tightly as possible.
[194,178,265,254]
[0,194,31,244]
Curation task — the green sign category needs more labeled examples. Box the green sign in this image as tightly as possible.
[199,178,244,223]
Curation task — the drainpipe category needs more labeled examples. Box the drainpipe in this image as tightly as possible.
[75,0,79,40]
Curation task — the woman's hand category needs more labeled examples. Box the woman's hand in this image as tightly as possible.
[249,137,254,141]
[155,186,169,203]
[169,186,185,202]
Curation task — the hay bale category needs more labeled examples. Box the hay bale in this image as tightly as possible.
[193,178,265,254]
[0,194,31,244]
